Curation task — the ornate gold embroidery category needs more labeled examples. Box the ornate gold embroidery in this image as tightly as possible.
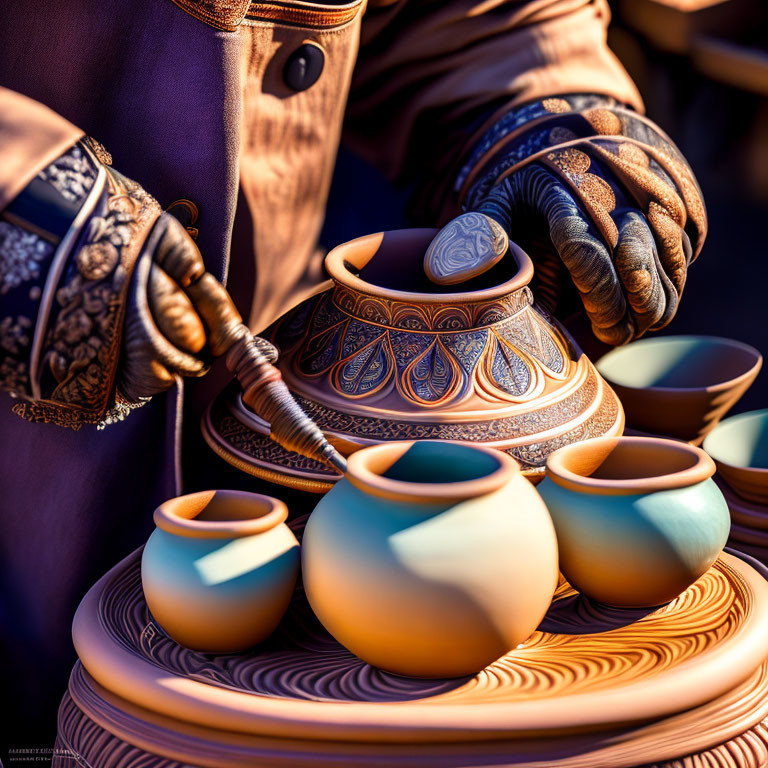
[12,171,161,428]
[82,137,112,167]
[542,98,570,114]
[583,108,621,136]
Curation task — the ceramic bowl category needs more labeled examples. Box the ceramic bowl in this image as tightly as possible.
[596,335,762,445]
[704,409,768,504]
[141,490,300,652]
[538,436,730,607]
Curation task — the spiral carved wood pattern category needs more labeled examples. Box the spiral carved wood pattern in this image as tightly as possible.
[93,540,753,708]
[54,671,768,768]
[66,541,768,766]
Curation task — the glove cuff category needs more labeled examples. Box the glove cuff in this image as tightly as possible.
[457,94,623,207]
[2,140,161,429]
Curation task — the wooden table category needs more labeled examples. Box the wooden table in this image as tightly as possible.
[53,512,768,768]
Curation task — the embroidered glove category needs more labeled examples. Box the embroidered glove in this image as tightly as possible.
[118,208,208,408]
[0,140,257,428]
[425,95,707,346]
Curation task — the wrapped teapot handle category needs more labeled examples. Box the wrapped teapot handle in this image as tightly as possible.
[185,271,348,474]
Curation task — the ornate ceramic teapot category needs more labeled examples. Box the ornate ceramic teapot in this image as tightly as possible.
[204,229,624,491]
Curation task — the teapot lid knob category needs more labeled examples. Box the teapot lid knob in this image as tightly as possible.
[424,212,508,285]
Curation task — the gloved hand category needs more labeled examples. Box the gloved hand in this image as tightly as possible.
[0,140,261,428]
[425,95,706,346]
[118,208,209,406]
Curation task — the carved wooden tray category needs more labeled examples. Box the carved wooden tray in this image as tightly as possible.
[72,519,768,748]
[58,661,768,767]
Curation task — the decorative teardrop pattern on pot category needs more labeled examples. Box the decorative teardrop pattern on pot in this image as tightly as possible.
[496,309,567,377]
[400,337,464,406]
[332,333,394,398]
[341,319,384,357]
[295,294,348,377]
[278,288,573,409]
[477,333,537,400]
[296,319,347,377]
[441,330,488,375]
[389,331,434,374]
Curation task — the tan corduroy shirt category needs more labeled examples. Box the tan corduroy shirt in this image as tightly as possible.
[0,0,641,331]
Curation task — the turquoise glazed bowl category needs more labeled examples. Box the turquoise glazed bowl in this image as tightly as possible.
[704,409,768,504]
[538,436,730,607]
[141,490,300,652]
[596,335,761,444]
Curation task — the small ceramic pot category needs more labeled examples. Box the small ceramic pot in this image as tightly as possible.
[704,409,768,505]
[141,490,299,652]
[596,335,761,445]
[302,440,559,678]
[538,436,730,607]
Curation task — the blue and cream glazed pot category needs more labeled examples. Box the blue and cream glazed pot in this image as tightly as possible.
[141,490,299,652]
[204,229,624,491]
[538,436,730,607]
[301,440,559,678]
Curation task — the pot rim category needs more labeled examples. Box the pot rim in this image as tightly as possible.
[703,408,768,479]
[324,229,535,305]
[596,335,763,395]
[153,490,288,539]
[345,440,520,503]
[545,436,716,495]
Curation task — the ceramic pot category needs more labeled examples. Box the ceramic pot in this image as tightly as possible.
[538,436,730,607]
[141,490,299,652]
[596,335,762,445]
[204,229,624,491]
[301,440,559,678]
[704,409,768,504]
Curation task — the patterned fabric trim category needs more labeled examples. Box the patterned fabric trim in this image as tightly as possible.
[167,0,250,31]
[6,155,161,429]
[0,224,54,297]
[37,143,98,204]
[167,0,364,30]
[244,0,364,29]
[0,143,97,400]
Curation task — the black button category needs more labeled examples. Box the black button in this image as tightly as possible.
[283,43,324,92]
